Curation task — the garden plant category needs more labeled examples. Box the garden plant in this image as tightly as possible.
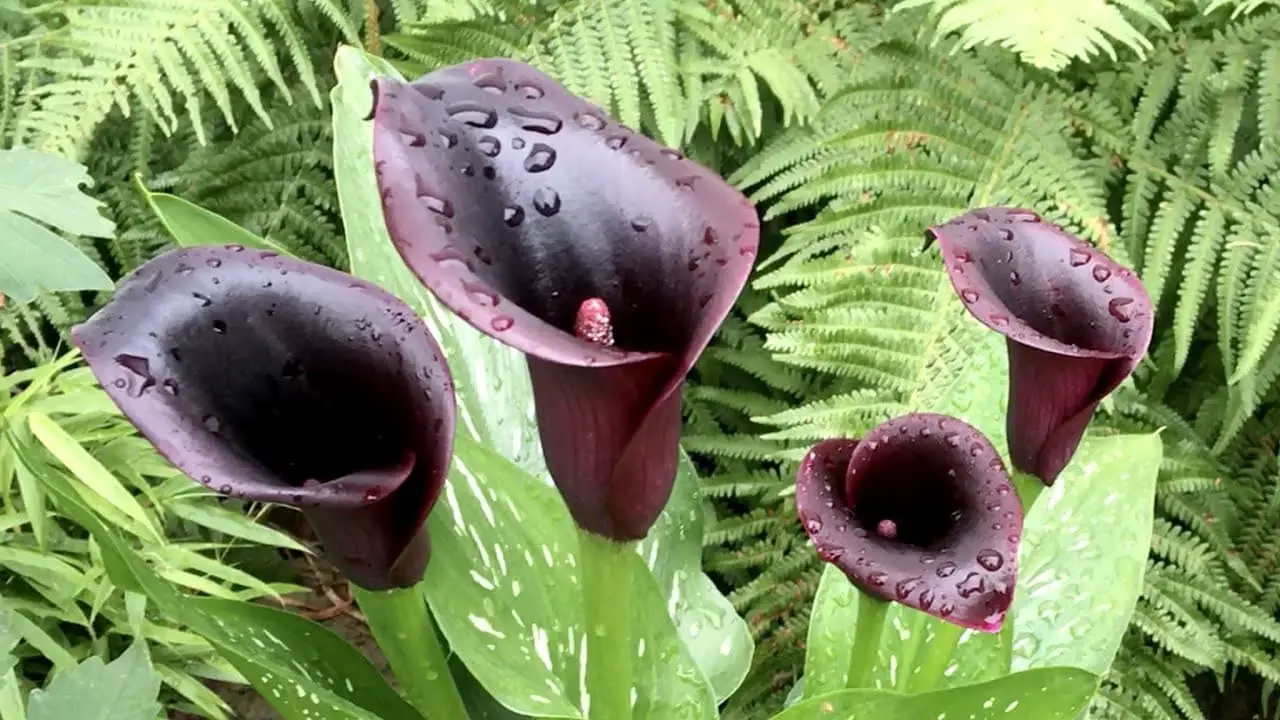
[2,2,1280,720]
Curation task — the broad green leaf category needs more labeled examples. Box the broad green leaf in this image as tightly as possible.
[330,42,750,698]
[773,666,1098,719]
[33,466,421,720]
[801,564,1012,697]
[0,613,20,678]
[135,179,293,256]
[0,148,114,302]
[1010,432,1161,675]
[27,642,161,720]
[424,436,717,719]
[640,453,753,701]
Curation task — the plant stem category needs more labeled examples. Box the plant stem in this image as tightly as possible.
[363,0,380,54]
[906,621,965,693]
[578,529,635,720]
[845,592,889,688]
[350,584,470,720]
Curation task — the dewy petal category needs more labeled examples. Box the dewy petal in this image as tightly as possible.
[70,245,456,590]
[372,58,759,540]
[926,208,1154,485]
[796,414,1021,633]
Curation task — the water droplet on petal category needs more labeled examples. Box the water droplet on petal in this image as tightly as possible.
[936,562,956,578]
[960,289,980,303]
[477,136,501,157]
[631,216,652,232]
[1092,265,1112,282]
[895,577,922,600]
[523,143,556,173]
[575,111,606,130]
[532,188,561,216]
[211,320,227,334]
[491,316,514,331]
[1108,297,1135,322]
[804,518,823,533]
[446,101,497,128]
[203,415,222,433]
[515,82,545,100]
[1009,271,1021,285]
[192,292,212,307]
[605,135,627,150]
[1069,249,1091,267]
[420,193,455,218]
[976,549,1004,571]
[876,519,898,539]
[510,105,561,134]
[503,205,525,227]
[868,571,888,587]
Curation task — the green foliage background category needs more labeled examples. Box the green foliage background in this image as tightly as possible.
[4,0,1280,718]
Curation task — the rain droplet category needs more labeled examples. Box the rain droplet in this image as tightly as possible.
[605,135,627,150]
[976,549,1004,571]
[515,82,545,100]
[491,316,514,331]
[143,271,163,293]
[446,102,497,128]
[919,589,935,610]
[895,577,921,600]
[804,518,822,533]
[421,194,455,218]
[477,136,501,157]
[219,484,232,494]
[936,562,957,578]
[203,415,222,433]
[473,73,504,94]
[511,137,526,150]
[1009,271,1021,285]
[503,205,525,227]
[532,188,561,216]
[876,519,898,539]
[630,216,652,232]
[113,354,155,397]
[944,433,960,447]
[1108,297,1135,322]
[417,82,446,100]
[868,571,888,587]
[161,379,179,395]
[463,281,500,307]
[960,289,979,303]
[436,130,459,148]
[206,258,222,268]
[991,313,1010,326]
[211,320,227,334]
[575,111,606,130]
[363,487,383,502]
[997,228,1014,241]
[523,143,556,173]
[429,248,475,271]
[175,263,195,275]
[953,250,973,264]
[192,292,212,307]
[661,149,684,160]
[702,227,718,245]
[1069,249,1091,267]
[510,106,562,134]
[1091,265,1112,282]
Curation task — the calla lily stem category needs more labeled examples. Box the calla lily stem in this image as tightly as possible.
[578,529,635,720]
[905,621,965,692]
[846,592,889,688]
[350,585,470,720]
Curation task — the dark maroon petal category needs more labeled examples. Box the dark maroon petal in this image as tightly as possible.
[926,208,1154,485]
[70,246,456,590]
[796,414,1021,633]
[372,58,758,540]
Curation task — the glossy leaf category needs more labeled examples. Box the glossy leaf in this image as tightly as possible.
[640,453,753,701]
[774,666,1098,720]
[424,435,716,719]
[27,642,161,720]
[331,42,749,695]
[30,459,422,720]
[1010,432,1161,675]
[135,180,292,255]
[0,148,114,302]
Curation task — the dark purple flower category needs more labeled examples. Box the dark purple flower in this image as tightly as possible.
[925,208,1154,486]
[370,59,758,541]
[70,246,456,590]
[796,413,1021,632]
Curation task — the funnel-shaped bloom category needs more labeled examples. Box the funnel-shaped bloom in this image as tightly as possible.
[796,414,1021,632]
[926,208,1153,486]
[71,246,456,590]
[371,59,758,541]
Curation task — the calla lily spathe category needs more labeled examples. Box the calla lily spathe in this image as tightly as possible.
[796,413,1022,632]
[372,58,758,541]
[927,208,1154,486]
[72,246,456,590]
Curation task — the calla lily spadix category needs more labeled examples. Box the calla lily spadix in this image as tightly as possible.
[796,413,1022,633]
[924,208,1154,486]
[371,58,759,541]
[71,246,457,591]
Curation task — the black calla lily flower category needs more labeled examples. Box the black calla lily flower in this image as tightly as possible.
[70,246,456,590]
[371,59,758,541]
[796,413,1021,632]
[925,208,1154,486]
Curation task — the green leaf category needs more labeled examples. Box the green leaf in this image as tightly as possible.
[0,148,114,302]
[134,178,293,256]
[32,465,422,720]
[26,642,161,720]
[329,42,750,702]
[772,666,1098,719]
[640,453,753,701]
[1010,432,1162,675]
[423,436,717,719]
[801,564,1012,697]
[168,498,309,552]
